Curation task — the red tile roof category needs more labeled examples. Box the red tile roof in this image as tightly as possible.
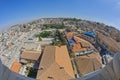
[66,34,95,52]
[10,61,22,73]
[37,46,75,80]
[66,32,74,40]
[20,50,41,61]
[75,53,102,76]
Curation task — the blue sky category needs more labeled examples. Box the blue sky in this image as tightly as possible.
[0,0,120,30]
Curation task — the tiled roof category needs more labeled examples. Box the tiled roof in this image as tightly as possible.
[20,50,41,61]
[38,63,73,80]
[37,46,75,80]
[75,53,102,76]
[97,33,120,52]
[0,60,35,80]
[73,36,82,43]
[55,46,75,78]
[37,46,55,76]
[71,43,87,52]
[70,36,95,52]
[10,61,22,73]
[74,36,93,47]
[66,32,74,40]
[66,32,74,37]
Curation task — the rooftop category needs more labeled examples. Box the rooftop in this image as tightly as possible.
[66,32,95,53]
[75,53,102,76]
[20,50,41,61]
[66,32,74,40]
[84,32,96,38]
[10,61,22,73]
[66,32,74,37]
[37,46,75,80]
[72,36,94,52]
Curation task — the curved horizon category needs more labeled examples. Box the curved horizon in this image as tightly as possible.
[0,0,120,30]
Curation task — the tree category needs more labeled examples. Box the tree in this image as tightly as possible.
[38,36,42,41]
[40,31,52,38]
[52,41,62,46]
[35,34,42,41]
[53,30,67,45]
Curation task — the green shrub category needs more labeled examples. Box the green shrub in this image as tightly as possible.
[27,68,37,78]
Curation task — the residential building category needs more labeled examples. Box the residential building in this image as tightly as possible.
[73,53,120,80]
[6,41,13,48]
[37,46,75,80]
[10,61,22,73]
[65,32,95,53]
[23,43,41,51]
[20,50,41,64]
[75,53,102,76]
[0,60,35,80]
[66,32,74,40]
[78,33,95,44]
